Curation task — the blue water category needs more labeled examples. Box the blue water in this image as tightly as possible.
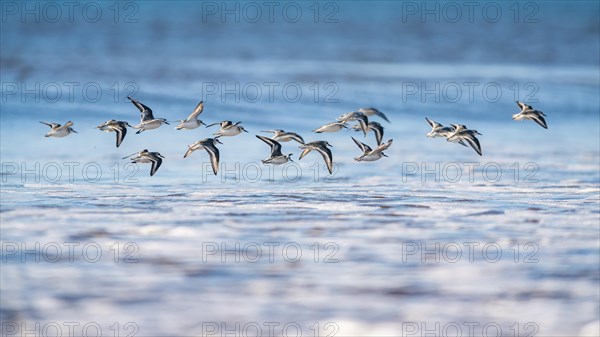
[1,1,599,336]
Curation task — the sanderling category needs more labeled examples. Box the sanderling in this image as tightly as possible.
[261,129,305,144]
[96,120,131,148]
[352,137,393,162]
[175,100,206,130]
[207,121,248,137]
[425,118,467,147]
[40,121,77,138]
[299,141,334,174]
[337,111,369,136]
[123,149,164,176]
[357,107,390,123]
[256,135,293,165]
[312,121,348,133]
[183,138,223,175]
[447,125,483,156]
[425,117,455,138]
[512,101,548,129]
[352,121,384,145]
[128,96,170,134]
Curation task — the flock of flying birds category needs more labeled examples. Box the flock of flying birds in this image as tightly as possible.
[39,97,548,176]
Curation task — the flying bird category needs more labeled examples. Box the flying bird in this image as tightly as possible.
[256,135,293,165]
[512,101,548,129]
[39,121,77,138]
[128,96,169,133]
[96,120,131,147]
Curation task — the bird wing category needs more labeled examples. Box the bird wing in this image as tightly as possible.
[256,135,282,156]
[463,135,482,156]
[289,133,305,144]
[39,121,59,128]
[149,155,163,176]
[186,100,204,120]
[374,139,393,153]
[299,147,312,160]
[314,146,334,174]
[128,96,154,120]
[369,123,384,145]
[531,114,548,129]
[113,124,127,148]
[204,143,220,175]
[351,137,371,153]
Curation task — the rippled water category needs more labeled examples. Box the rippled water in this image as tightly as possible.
[1,1,599,336]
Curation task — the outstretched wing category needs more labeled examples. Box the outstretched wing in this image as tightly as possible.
[369,122,384,145]
[204,143,220,175]
[128,96,154,120]
[299,147,312,160]
[315,146,334,174]
[351,137,371,153]
[186,100,204,121]
[149,155,163,176]
[256,135,282,156]
[288,132,305,144]
[463,135,482,156]
[357,114,369,136]
[39,121,59,128]
[531,114,548,129]
[113,124,127,148]
[374,139,393,153]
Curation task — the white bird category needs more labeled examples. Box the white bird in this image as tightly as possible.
[425,117,455,138]
[175,100,206,130]
[256,135,293,165]
[261,129,304,144]
[39,121,77,138]
[512,101,548,129]
[425,118,467,147]
[352,137,393,162]
[96,120,131,147]
[357,107,390,123]
[313,121,348,133]
[123,149,164,176]
[299,141,334,174]
[207,121,248,137]
[128,96,170,133]
[337,111,369,136]
[183,138,222,175]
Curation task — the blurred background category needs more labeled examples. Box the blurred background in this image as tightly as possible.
[1,1,599,336]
